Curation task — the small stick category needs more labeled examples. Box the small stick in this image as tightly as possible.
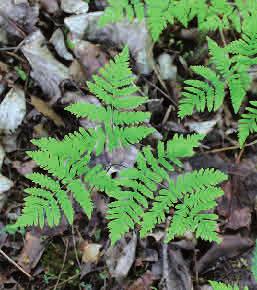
[0,249,32,279]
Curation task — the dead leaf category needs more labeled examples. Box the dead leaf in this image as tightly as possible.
[18,231,44,273]
[12,160,37,176]
[30,95,65,126]
[0,175,13,212]
[127,271,157,290]
[160,244,192,290]
[106,232,137,280]
[65,12,154,74]
[73,41,109,79]
[0,87,26,133]
[186,118,219,135]
[196,234,254,273]
[225,207,252,231]
[80,241,102,264]
[61,0,89,14]
[21,30,69,103]
[39,0,59,14]
[0,0,39,38]
[50,28,74,61]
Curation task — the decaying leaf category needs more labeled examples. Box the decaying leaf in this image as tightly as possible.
[0,175,13,212]
[12,160,37,176]
[30,95,65,127]
[18,231,44,273]
[0,87,26,133]
[127,271,157,290]
[0,0,39,38]
[50,28,74,61]
[73,41,109,79]
[80,241,102,264]
[39,0,59,14]
[61,0,89,15]
[21,30,69,102]
[106,232,137,280]
[65,12,154,74]
[160,244,192,290]
[196,234,254,273]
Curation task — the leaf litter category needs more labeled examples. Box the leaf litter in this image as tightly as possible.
[0,1,257,289]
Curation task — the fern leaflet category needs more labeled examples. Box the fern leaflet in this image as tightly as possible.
[238,101,257,147]
[66,47,154,152]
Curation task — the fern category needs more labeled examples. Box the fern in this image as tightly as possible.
[107,134,227,245]
[98,0,145,27]
[99,1,257,41]
[179,37,253,118]
[66,47,154,152]
[209,281,248,290]
[251,240,257,282]
[238,101,257,147]
[13,128,120,229]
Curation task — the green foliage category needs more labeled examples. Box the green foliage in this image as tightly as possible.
[179,37,252,118]
[107,134,227,245]
[12,128,119,229]
[179,11,257,146]
[99,1,257,41]
[66,46,154,152]
[209,281,248,290]
[238,101,257,147]
[251,240,257,282]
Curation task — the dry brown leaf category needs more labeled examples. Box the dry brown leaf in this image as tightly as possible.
[21,30,69,103]
[196,234,254,273]
[80,241,102,264]
[127,271,157,290]
[106,232,137,280]
[12,160,37,176]
[18,232,45,273]
[30,95,64,127]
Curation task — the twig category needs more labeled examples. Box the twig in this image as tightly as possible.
[0,249,32,279]
[143,77,177,108]
[53,239,69,290]
[206,139,257,154]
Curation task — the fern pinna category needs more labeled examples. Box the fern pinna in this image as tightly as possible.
[66,46,154,152]
[107,134,227,245]
[209,281,248,290]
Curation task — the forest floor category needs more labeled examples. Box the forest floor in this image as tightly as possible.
[0,1,257,289]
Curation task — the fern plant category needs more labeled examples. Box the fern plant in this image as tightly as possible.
[12,41,225,256]
[107,134,227,245]
[179,10,257,147]
[66,46,154,152]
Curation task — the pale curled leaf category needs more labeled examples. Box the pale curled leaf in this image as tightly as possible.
[0,87,26,133]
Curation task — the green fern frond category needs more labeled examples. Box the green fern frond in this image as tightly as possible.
[98,0,145,27]
[179,66,225,117]
[141,168,227,241]
[107,134,227,245]
[145,0,172,41]
[66,47,154,152]
[14,127,119,229]
[252,240,257,282]
[239,101,257,147]
[209,281,248,290]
